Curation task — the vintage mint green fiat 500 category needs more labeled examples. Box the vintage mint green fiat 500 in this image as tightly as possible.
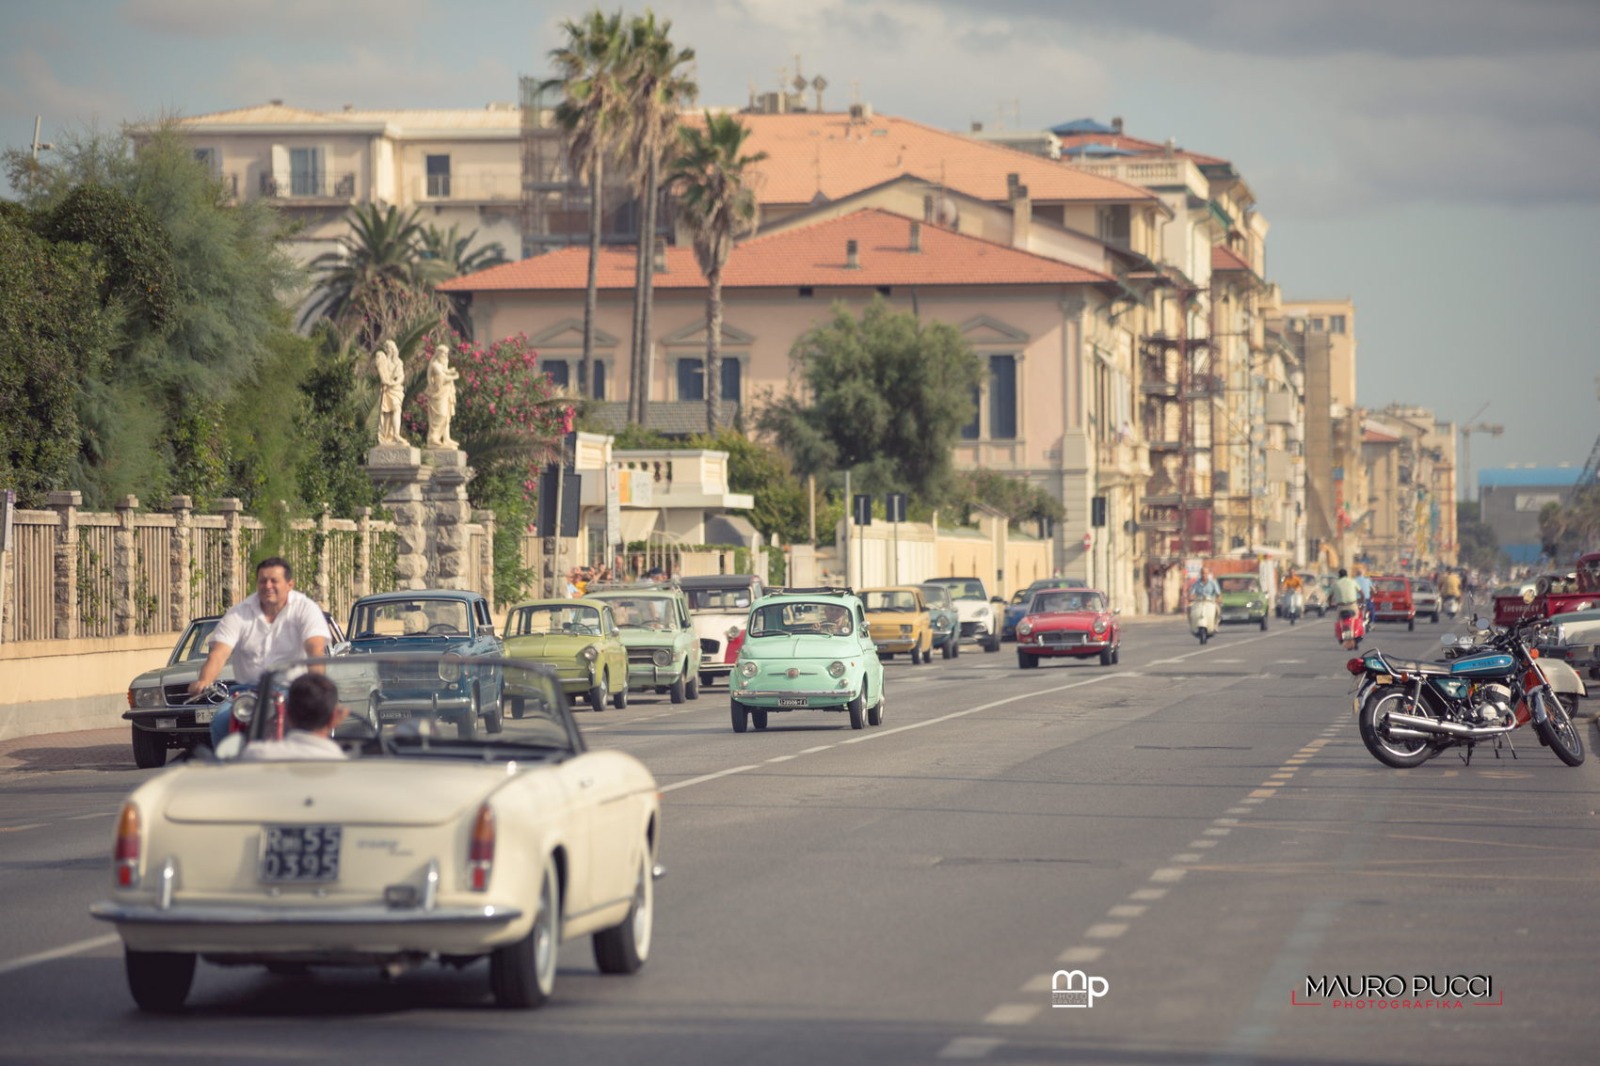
[727,588,886,733]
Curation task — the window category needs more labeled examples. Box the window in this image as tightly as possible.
[676,357,741,404]
[289,147,322,196]
[426,154,451,198]
[960,354,1018,440]
[1328,314,1347,334]
[1098,205,1130,247]
[193,147,218,175]
[543,359,604,398]
[1308,316,1325,332]
[545,361,570,390]
[798,286,814,298]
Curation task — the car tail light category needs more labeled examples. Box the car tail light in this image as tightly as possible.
[467,804,495,892]
[115,803,141,888]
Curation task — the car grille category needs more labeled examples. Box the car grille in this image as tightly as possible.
[627,649,660,666]
[1039,631,1089,646]
[161,683,197,705]
[959,621,979,637]
[700,638,722,657]
[379,660,442,686]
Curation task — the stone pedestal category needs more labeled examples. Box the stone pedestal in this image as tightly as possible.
[366,445,474,590]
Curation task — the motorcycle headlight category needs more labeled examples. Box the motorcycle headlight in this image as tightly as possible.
[827,660,846,678]
[580,644,599,663]
[132,686,163,708]
[652,648,672,667]
[738,660,759,679]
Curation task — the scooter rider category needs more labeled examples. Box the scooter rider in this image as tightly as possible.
[1191,568,1220,601]
[1353,567,1375,624]
[1331,568,1361,613]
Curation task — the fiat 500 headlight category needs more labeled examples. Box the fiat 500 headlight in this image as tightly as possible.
[738,660,760,679]
[827,660,847,678]
[580,644,599,663]
[652,648,672,667]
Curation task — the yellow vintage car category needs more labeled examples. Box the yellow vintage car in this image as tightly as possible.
[860,586,934,664]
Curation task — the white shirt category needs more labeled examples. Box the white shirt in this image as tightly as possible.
[209,589,332,684]
[237,731,346,762]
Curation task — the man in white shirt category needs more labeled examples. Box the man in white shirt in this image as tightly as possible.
[191,557,332,745]
[238,672,347,762]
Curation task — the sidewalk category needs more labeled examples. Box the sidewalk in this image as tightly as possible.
[0,726,135,774]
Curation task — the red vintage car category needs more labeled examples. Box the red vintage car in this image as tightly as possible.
[1369,575,1416,630]
[1014,588,1121,668]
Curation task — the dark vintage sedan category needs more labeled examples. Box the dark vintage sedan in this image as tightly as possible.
[345,589,505,737]
[1014,588,1121,668]
[124,612,346,769]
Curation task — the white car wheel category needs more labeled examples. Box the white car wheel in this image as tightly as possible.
[594,839,654,975]
[491,856,560,1008]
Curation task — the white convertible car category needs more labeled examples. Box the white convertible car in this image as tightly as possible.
[92,653,661,1012]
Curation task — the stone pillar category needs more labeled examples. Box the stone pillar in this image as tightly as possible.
[169,496,192,631]
[355,507,373,597]
[367,444,430,591]
[424,448,475,591]
[315,505,333,608]
[47,490,81,640]
[217,498,244,607]
[473,508,497,612]
[114,495,139,636]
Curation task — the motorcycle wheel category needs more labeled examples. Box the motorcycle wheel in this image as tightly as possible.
[1534,694,1586,767]
[1358,689,1438,769]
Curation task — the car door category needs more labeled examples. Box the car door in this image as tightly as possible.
[601,607,628,691]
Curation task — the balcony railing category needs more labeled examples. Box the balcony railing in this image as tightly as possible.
[413,173,519,203]
[258,173,357,200]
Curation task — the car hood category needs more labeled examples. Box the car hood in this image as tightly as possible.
[1022,611,1107,630]
[741,634,859,659]
[864,612,921,627]
[349,635,479,652]
[1219,591,1262,605]
[951,600,992,621]
[159,759,507,827]
[503,634,597,659]
[130,662,237,688]
[615,629,682,649]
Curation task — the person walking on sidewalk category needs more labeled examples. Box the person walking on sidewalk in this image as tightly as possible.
[190,557,332,747]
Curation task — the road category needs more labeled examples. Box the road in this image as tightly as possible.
[2,614,1597,1065]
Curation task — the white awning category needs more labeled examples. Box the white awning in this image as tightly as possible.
[619,509,661,543]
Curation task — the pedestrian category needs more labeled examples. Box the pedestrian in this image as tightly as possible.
[191,557,333,747]
[237,672,348,762]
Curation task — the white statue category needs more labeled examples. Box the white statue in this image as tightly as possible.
[425,344,460,449]
[375,339,405,445]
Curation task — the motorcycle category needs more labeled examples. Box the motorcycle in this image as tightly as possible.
[1188,596,1220,645]
[1346,617,1587,768]
[1334,605,1365,649]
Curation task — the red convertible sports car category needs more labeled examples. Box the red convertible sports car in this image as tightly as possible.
[1014,588,1121,668]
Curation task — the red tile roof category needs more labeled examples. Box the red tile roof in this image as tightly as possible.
[1364,428,1401,444]
[441,208,1116,293]
[1211,245,1254,273]
[1056,131,1229,168]
[707,112,1157,209]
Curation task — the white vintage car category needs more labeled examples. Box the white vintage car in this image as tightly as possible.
[91,653,661,1012]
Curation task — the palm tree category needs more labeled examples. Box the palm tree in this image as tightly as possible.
[418,223,509,338]
[668,112,767,433]
[543,9,628,400]
[304,203,443,348]
[620,11,697,427]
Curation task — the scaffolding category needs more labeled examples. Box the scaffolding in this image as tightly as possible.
[1139,282,1215,568]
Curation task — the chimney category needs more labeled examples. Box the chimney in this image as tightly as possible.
[1011,184,1032,249]
[270,98,284,107]
[652,237,668,274]
[1111,115,1123,134]
[1006,172,1019,195]
[846,239,859,269]
[909,221,921,253]
[971,121,984,133]
[923,193,935,222]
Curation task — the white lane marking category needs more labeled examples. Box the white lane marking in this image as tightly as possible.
[1107,904,1147,918]
[1188,840,1218,849]
[765,755,797,763]
[0,823,47,833]
[1204,827,1232,836]
[1129,888,1167,901]
[1275,659,1306,664]
[799,745,833,755]
[0,934,120,977]
[1225,807,1252,814]
[1150,868,1187,883]
[1172,853,1204,863]
[939,1037,1004,1059]
[659,764,761,794]
[984,1004,1041,1025]
[1057,945,1105,963]
[1084,922,1128,939]
[1214,818,1240,826]
[68,811,116,821]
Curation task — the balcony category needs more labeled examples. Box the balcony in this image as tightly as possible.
[258,172,356,201]
[413,172,520,204]
[1072,155,1210,200]
[1141,378,1179,398]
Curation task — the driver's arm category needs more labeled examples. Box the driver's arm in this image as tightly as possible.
[189,641,233,695]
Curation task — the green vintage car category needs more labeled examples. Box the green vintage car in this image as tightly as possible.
[1218,574,1269,630]
[501,597,630,712]
[728,588,886,733]
[587,582,703,704]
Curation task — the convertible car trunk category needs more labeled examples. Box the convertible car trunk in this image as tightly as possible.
[164,761,504,827]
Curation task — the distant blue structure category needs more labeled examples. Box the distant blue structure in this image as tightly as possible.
[1477,466,1583,565]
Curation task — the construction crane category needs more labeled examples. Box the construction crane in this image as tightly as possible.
[1570,375,1600,500]
[1457,402,1503,503]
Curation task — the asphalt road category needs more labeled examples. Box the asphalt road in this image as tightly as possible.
[2,614,1597,1065]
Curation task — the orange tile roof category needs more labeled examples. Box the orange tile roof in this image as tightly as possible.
[710,112,1157,209]
[1364,428,1401,444]
[1056,131,1229,168]
[1211,245,1254,273]
[441,208,1115,293]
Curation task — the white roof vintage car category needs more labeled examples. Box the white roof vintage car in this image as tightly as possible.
[92,653,661,1012]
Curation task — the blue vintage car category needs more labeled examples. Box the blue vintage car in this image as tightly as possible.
[728,588,886,732]
[918,582,961,659]
[345,589,505,737]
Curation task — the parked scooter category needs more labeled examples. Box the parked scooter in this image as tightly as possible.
[1188,596,1220,645]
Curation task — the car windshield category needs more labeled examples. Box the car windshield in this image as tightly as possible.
[1374,579,1406,592]
[863,590,919,612]
[921,586,952,609]
[931,580,986,600]
[748,601,853,637]
[1219,577,1259,593]
[244,655,579,760]
[175,619,219,661]
[1032,591,1105,613]
[1414,581,1436,594]
[351,599,471,638]
[509,604,604,637]
[597,596,678,629]
[685,587,753,611]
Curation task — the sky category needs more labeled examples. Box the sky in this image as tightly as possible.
[3,0,1598,493]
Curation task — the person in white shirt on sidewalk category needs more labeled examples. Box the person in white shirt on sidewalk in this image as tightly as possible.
[238,673,347,762]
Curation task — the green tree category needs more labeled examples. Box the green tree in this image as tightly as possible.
[944,468,1064,528]
[1539,485,1600,563]
[305,202,447,349]
[1457,501,1502,572]
[418,222,508,339]
[668,112,767,433]
[620,10,697,427]
[758,297,983,499]
[544,8,629,398]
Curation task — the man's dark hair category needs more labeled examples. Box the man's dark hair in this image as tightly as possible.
[286,673,339,731]
[1338,568,1349,578]
[256,556,294,581]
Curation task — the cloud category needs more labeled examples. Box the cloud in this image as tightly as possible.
[0,51,127,127]
[118,0,430,43]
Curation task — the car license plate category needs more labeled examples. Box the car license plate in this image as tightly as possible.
[778,697,808,708]
[193,707,215,724]
[259,825,342,883]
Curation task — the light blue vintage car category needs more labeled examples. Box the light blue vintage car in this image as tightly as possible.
[727,588,886,732]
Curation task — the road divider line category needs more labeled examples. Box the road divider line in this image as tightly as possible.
[660,764,762,794]
[0,933,120,978]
